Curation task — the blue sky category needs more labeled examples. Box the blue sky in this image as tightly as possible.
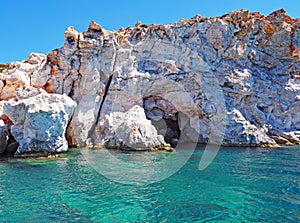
[1,0,299,63]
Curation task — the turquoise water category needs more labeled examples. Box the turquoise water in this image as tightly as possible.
[0,146,299,222]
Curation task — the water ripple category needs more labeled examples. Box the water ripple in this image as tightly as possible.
[0,146,299,222]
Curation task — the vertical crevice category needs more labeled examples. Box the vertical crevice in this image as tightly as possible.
[87,41,119,145]
[66,53,82,147]
[94,74,113,126]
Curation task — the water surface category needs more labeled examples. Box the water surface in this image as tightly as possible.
[0,146,299,222]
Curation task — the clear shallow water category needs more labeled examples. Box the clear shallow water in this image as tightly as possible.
[0,146,299,222]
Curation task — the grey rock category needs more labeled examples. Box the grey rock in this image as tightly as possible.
[0,121,10,153]
[6,142,18,154]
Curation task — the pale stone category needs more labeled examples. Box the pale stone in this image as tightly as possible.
[1,9,300,149]
[3,93,76,156]
[0,53,47,100]
[224,109,277,146]
[16,86,46,100]
[93,105,172,151]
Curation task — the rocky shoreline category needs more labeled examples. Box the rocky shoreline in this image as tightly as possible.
[0,9,300,157]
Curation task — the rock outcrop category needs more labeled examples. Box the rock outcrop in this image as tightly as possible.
[2,91,76,157]
[95,105,173,151]
[0,104,18,155]
[0,120,10,154]
[0,8,300,153]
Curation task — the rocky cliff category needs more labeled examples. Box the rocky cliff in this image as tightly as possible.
[0,9,300,156]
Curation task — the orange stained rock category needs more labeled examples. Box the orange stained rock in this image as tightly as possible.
[43,81,55,93]
[264,23,276,35]
[0,114,13,125]
[284,15,293,24]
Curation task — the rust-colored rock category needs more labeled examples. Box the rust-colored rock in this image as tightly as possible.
[264,23,276,35]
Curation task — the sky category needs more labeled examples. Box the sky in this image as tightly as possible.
[0,0,299,64]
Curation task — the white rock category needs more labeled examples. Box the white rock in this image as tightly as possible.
[3,93,76,156]
[93,105,172,151]
[2,10,300,148]
[224,109,276,146]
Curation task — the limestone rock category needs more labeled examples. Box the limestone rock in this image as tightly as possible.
[1,9,300,149]
[0,53,47,100]
[3,93,76,156]
[16,86,46,100]
[224,109,277,146]
[94,105,173,151]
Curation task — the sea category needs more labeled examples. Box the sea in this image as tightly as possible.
[0,145,299,222]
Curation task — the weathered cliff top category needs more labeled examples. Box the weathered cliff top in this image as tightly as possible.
[2,8,299,72]
[63,8,299,56]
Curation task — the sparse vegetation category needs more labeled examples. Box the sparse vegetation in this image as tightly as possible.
[0,64,9,73]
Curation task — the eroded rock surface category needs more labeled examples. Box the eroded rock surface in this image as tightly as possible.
[2,92,76,156]
[0,120,10,154]
[1,9,300,150]
[95,105,173,151]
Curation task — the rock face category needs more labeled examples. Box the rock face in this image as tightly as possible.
[1,8,300,150]
[0,103,18,154]
[95,105,173,151]
[2,92,76,156]
[224,109,276,146]
[0,53,47,100]
[0,120,10,154]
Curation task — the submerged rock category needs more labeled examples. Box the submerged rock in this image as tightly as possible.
[3,92,76,156]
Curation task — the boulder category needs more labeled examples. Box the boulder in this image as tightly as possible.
[94,105,173,151]
[3,92,76,156]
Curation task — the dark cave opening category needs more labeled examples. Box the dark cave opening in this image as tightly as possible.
[0,114,18,155]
